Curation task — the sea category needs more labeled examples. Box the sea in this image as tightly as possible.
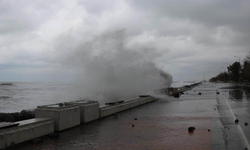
[0,81,200,113]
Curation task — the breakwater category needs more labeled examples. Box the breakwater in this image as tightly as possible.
[0,96,158,149]
[0,82,201,149]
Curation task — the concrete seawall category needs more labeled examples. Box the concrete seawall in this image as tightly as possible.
[0,82,201,149]
[0,96,159,149]
[0,118,54,149]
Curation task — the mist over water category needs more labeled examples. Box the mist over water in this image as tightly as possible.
[55,30,172,103]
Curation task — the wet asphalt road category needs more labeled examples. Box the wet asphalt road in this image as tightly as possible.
[9,82,250,150]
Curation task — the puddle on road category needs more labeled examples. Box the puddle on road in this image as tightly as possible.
[220,85,250,102]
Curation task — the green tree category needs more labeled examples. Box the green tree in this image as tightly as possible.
[245,51,250,63]
[242,61,250,82]
[209,72,229,82]
[227,62,242,82]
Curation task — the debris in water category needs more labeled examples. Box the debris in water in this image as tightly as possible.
[139,95,150,98]
[0,96,10,99]
[0,83,12,86]
[174,93,180,98]
[188,127,195,132]
[245,122,248,126]
[198,92,201,95]
[235,119,239,124]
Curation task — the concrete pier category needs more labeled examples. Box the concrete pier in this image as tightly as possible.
[35,103,80,131]
[0,118,53,149]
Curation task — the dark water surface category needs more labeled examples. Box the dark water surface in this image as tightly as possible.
[0,82,73,112]
[0,81,197,113]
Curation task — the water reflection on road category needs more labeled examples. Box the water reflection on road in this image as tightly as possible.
[219,83,250,149]
[220,84,250,102]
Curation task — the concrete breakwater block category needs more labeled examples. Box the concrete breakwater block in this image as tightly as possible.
[139,97,149,105]
[139,97,157,105]
[100,97,158,118]
[99,105,118,118]
[117,102,131,112]
[0,118,54,149]
[129,99,140,108]
[100,101,132,118]
[65,100,99,124]
[147,97,158,103]
[35,103,80,132]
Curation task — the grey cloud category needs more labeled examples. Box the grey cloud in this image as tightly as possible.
[1,0,250,82]
[128,0,250,46]
[77,0,117,15]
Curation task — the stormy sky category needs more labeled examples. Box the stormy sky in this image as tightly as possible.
[1,0,250,82]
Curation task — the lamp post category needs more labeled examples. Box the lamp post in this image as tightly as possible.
[234,56,241,82]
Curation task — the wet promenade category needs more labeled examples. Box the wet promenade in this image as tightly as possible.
[10,82,250,150]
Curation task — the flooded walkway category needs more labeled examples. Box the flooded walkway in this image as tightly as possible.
[11,82,250,150]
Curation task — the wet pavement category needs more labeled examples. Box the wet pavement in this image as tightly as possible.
[9,82,250,150]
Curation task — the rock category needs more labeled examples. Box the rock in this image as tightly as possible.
[0,83,12,86]
[139,95,150,98]
[188,127,195,132]
[10,112,22,121]
[173,92,180,98]
[216,92,220,94]
[235,119,239,124]
[48,133,60,138]
[214,108,216,110]
[198,92,202,95]
[134,118,138,120]
[31,138,43,144]
[0,96,10,99]
[0,113,15,122]
[19,110,35,120]
[132,124,135,127]
[245,122,248,126]
[208,129,210,132]
[0,109,35,123]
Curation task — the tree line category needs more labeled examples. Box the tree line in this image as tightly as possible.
[210,52,250,82]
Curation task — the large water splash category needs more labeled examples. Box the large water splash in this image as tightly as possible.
[55,30,172,103]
